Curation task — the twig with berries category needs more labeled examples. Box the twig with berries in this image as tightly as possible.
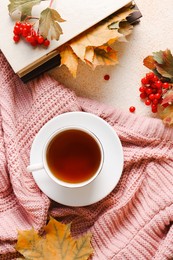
[9,0,65,48]
[140,49,173,126]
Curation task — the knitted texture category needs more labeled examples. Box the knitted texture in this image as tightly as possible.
[0,52,173,260]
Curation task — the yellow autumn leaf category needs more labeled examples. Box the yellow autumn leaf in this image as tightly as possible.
[59,45,79,77]
[69,7,133,60]
[15,217,93,260]
[58,6,134,77]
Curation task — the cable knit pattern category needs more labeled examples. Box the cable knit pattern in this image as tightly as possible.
[0,52,173,260]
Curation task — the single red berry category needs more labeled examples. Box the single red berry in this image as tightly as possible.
[146,88,152,95]
[151,104,158,113]
[104,74,110,81]
[146,72,154,80]
[43,39,50,47]
[152,75,158,82]
[15,21,21,26]
[141,77,148,85]
[140,92,147,99]
[129,106,136,113]
[13,25,21,35]
[13,34,20,43]
[25,23,32,31]
[152,99,158,105]
[149,94,155,100]
[152,107,157,113]
[162,82,169,89]
[37,35,44,44]
[30,40,37,46]
[26,35,34,43]
[19,27,23,35]
[145,99,151,106]
[139,86,146,93]
[22,28,28,37]
[155,80,162,88]
[154,93,161,99]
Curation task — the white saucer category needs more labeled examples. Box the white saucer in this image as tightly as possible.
[29,112,124,207]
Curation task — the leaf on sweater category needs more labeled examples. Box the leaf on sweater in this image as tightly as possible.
[143,49,173,83]
[15,217,93,260]
[58,7,134,77]
[8,0,41,20]
[39,8,65,40]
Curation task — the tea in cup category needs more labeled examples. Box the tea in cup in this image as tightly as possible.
[27,126,104,188]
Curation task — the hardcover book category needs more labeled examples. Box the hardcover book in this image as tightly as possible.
[0,0,141,82]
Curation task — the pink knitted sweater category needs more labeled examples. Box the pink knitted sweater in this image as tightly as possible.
[0,52,173,260]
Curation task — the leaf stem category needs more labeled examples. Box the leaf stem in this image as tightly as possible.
[25,16,39,21]
[49,0,55,8]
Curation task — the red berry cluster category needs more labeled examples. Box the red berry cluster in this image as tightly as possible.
[13,21,50,47]
[139,72,170,113]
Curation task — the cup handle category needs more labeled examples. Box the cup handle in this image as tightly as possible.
[27,163,44,172]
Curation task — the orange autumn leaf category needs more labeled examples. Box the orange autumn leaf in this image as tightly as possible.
[69,7,133,61]
[57,6,134,77]
[15,217,93,260]
[59,45,79,77]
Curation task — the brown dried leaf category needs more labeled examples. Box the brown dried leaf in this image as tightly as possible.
[15,217,93,260]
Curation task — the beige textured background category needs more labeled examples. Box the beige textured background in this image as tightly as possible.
[49,0,173,118]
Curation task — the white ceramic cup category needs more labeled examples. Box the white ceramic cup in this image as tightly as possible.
[27,126,104,188]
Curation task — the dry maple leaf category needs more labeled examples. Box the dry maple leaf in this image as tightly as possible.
[58,7,134,77]
[39,8,65,40]
[15,217,93,260]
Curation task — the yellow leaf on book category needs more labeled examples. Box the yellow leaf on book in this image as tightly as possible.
[58,6,134,77]
[59,45,79,77]
[15,217,93,260]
